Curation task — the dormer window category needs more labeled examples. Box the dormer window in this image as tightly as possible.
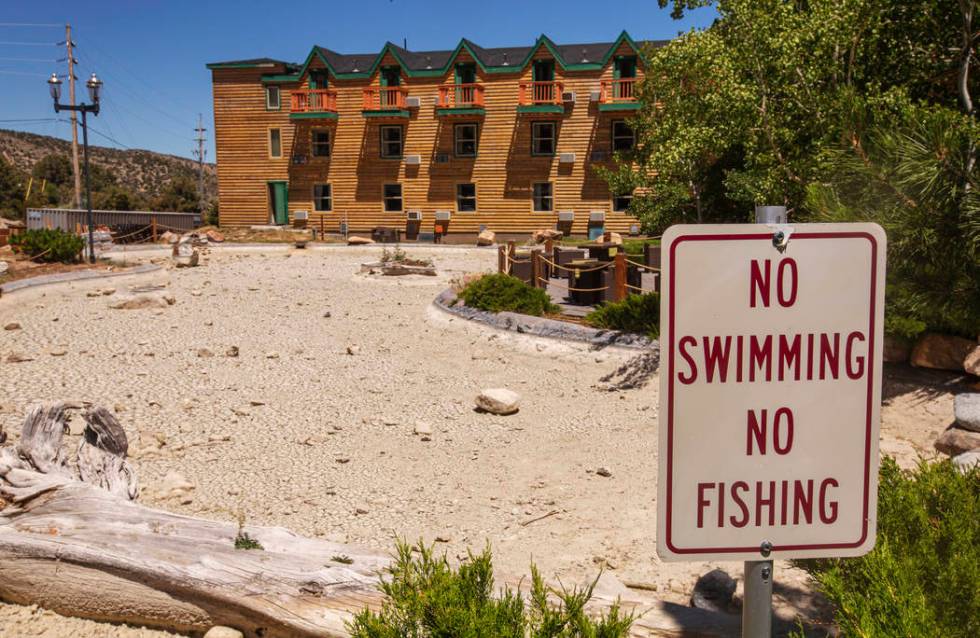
[265,86,280,110]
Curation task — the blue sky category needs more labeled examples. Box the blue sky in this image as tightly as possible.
[1,0,716,161]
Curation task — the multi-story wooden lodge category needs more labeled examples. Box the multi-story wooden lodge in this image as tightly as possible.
[207,32,660,239]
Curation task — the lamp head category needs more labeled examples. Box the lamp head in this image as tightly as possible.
[86,73,102,103]
[47,73,62,101]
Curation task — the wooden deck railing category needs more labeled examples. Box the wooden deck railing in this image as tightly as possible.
[436,83,485,108]
[599,79,637,103]
[290,89,338,113]
[518,81,564,105]
[362,87,409,110]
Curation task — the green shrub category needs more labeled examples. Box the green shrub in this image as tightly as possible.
[458,273,559,316]
[10,228,85,263]
[794,458,979,638]
[585,293,660,339]
[348,541,633,638]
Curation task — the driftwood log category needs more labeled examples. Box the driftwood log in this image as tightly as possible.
[0,403,743,637]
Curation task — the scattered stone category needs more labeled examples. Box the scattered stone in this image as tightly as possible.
[964,346,980,377]
[5,353,33,363]
[335,457,350,464]
[49,349,67,357]
[203,626,244,638]
[197,348,214,358]
[249,400,265,406]
[475,388,521,415]
[954,394,980,432]
[355,506,369,515]
[934,426,980,456]
[476,229,496,246]
[159,471,195,498]
[3,322,21,331]
[531,228,563,243]
[347,235,375,245]
[205,229,225,243]
[596,467,612,478]
[225,346,240,357]
[910,333,975,372]
[690,569,737,613]
[883,334,912,363]
[109,294,173,310]
[323,311,332,318]
[265,352,280,359]
[346,345,360,356]
[952,450,980,472]
[0,261,7,275]
[434,534,451,543]
[414,420,433,436]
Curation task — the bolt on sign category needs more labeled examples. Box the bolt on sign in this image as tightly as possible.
[657,224,886,562]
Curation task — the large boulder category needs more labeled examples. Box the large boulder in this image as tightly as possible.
[883,334,912,363]
[954,393,980,433]
[606,231,623,245]
[952,450,980,473]
[475,388,521,415]
[476,229,496,246]
[934,426,980,456]
[347,235,375,245]
[205,229,225,243]
[531,229,563,244]
[964,345,980,377]
[690,569,737,613]
[910,333,975,371]
[158,231,179,244]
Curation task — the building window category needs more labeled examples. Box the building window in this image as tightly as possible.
[532,182,553,212]
[532,122,556,156]
[456,183,476,212]
[612,120,635,152]
[380,125,403,159]
[454,123,478,157]
[383,183,403,212]
[266,86,280,110]
[313,184,332,211]
[269,128,282,158]
[612,193,632,212]
[311,130,331,157]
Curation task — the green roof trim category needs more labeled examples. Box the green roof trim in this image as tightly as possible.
[362,109,411,118]
[598,102,642,111]
[289,111,340,120]
[435,107,486,116]
[517,104,565,114]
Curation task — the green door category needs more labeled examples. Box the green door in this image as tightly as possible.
[269,181,288,225]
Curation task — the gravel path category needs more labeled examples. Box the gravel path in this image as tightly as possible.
[0,246,950,636]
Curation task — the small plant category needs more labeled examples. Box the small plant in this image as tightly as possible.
[380,246,407,264]
[793,458,979,638]
[347,541,634,637]
[10,228,85,263]
[458,273,560,316]
[331,554,354,565]
[585,292,660,338]
[233,510,264,550]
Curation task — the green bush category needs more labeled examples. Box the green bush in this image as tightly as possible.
[794,458,979,638]
[348,541,633,638]
[585,293,660,339]
[10,228,85,263]
[458,273,560,316]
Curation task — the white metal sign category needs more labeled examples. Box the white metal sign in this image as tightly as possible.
[657,223,886,562]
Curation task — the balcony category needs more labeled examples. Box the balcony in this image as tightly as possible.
[435,83,485,116]
[362,87,411,118]
[518,81,565,114]
[289,89,338,120]
[598,79,640,111]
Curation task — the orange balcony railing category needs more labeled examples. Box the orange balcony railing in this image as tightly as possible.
[362,87,409,110]
[436,83,485,108]
[519,81,564,105]
[290,89,338,113]
[599,79,638,103]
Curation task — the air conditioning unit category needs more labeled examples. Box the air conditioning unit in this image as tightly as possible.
[589,90,601,102]
[404,154,421,165]
[435,153,450,164]
[557,210,575,222]
[562,91,576,103]
[559,152,576,164]
[589,211,606,223]
[434,210,452,221]
[405,96,421,108]
[294,210,309,221]
[407,210,422,221]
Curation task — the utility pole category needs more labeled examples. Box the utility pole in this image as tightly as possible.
[193,113,207,214]
[64,23,82,208]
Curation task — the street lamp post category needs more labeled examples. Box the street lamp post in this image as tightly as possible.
[48,72,102,263]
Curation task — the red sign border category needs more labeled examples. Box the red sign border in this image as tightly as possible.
[664,231,879,555]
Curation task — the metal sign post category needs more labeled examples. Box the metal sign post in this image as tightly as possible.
[656,206,885,638]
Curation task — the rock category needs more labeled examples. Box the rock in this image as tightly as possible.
[174,251,200,268]
[204,627,244,638]
[225,346,240,357]
[883,334,912,363]
[205,229,225,243]
[346,345,360,355]
[531,228,563,243]
[49,349,67,357]
[101,287,116,296]
[952,450,980,472]
[413,420,433,436]
[323,311,332,318]
[159,471,195,498]
[910,333,975,371]
[475,388,521,415]
[690,569,736,613]
[476,229,496,246]
[159,231,179,244]
[934,426,980,456]
[954,394,980,432]
[355,506,369,515]
[5,353,33,363]
[3,322,21,331]
[596,467,612,477]
[265,352,280,359]
[197,348,214,358]
[0,261,7,275]
[964,346,980,377]
[109,294,172,310]
[347,235,375,245]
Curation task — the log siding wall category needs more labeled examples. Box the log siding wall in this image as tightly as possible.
[210,42,643,235]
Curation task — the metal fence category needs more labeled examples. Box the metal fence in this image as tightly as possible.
[26,208,200,234]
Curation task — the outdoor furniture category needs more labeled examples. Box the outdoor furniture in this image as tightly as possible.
[371,227,401,243]
[510,249,534,283]
[580,241,619,263]
[565,258,604,305]
[644,243,661,269]
[552,247,586,276]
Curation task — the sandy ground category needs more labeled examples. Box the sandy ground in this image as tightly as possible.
[0,245,959,637]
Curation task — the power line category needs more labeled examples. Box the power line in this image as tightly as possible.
[0,69,48,77]
[0,41,56,46]
[0,56,56,62]
[0,117,62,123]
[0,22,62,28]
